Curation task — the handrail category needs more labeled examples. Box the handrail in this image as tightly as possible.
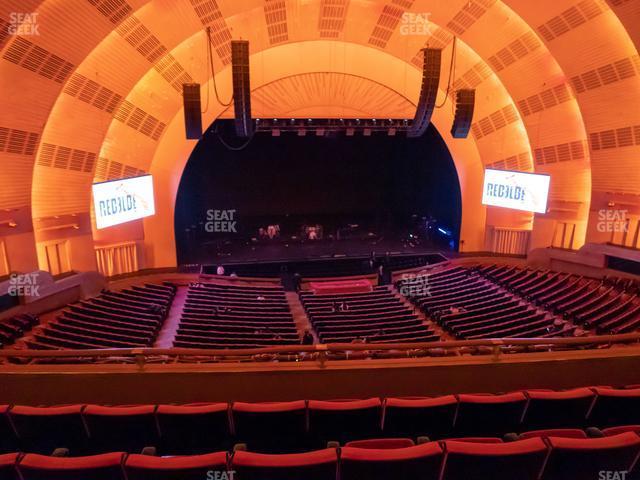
[1,332,640,360]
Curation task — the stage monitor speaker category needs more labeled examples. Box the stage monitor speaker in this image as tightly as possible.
[231,40,254,138]
[407,48,442,138]
[451,89,475,139]
[182,83,202,140]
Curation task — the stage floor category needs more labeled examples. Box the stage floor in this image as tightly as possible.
[182,237,454,267]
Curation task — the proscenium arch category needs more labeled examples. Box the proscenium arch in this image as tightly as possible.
[143,41,488,268]
[0,0,635,273]
[26,2,560,266]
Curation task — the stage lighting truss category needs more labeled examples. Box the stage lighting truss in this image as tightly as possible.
[254,118,413,137]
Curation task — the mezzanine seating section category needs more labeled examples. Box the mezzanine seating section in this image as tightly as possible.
[18,284,175,350]
[173,283,299,349]
[299,286,438,344]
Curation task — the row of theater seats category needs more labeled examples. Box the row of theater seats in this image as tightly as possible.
[398,266,571,340]
[0,314,38,348]
[2,431,640,480]
[481,264,640,335]
[173,283,299,349]
[20,284,175,350]
[300,286,439,343]
[3,387,640,456]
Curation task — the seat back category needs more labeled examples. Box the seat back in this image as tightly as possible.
[589,388,640,427]
[344,438,415,449]
[124,452,228,480]
[523,388,595,430]
[17,452,126,480]
[441,438,548,480]
[232,401,308,453]
[340,442,444,480]
[0,453,19,480]
[83,405,158,453]
[542,433,640,480]
[10,405,88,455]
[231,448,337,480]
[454,393,527,437]
[519,429,587,440]
[308,398,381,446]
[383,396,457,439]
[156,404,230,454]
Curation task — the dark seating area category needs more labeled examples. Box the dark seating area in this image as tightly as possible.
[173,283,299,349]
[18,284,175,350]
[398,265,569,340]
[481,264,640,335]
[300,286,438,344]
[2,386,640,479]
[0,314,39,348]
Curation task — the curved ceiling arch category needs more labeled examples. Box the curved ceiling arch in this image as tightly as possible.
[0,0,635,272]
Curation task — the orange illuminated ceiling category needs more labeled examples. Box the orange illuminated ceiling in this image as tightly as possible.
[0,0,638,270]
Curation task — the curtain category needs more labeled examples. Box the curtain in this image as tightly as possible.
[490,228,531,255]
[95,241,139,277]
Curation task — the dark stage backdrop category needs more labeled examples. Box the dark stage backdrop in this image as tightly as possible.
[175,122,461,265]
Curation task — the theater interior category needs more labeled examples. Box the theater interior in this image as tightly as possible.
[1,0,640,478]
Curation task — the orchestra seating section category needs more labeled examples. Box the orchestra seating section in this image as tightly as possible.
[2,261,640,355]
[173,283,300,349]
[0,314,38,348]
[14,284,175,350]
[482,264,640,335]
[2,386,640,479]
[397,263,640,340]
[300,286,439,344]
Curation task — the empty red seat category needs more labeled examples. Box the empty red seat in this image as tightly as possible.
[441,438,547,480]
[0,453,19,480]
[454,393,527,437]
[603,425,640,436]
[541,432,640,480]
[589,388,640,427]
[518,429,587,440]
[344,438,415,449]
[156,403,230,454]
[340,442,444,480]
[308,398,382,446]
[17,452,126,480]
[232,400,307,453]
[124,451,228,480]
[10,405,87,455]
[522,388,595,430]
[231,448,337,480]
[83,405,158,453]
[383,396,457,439]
